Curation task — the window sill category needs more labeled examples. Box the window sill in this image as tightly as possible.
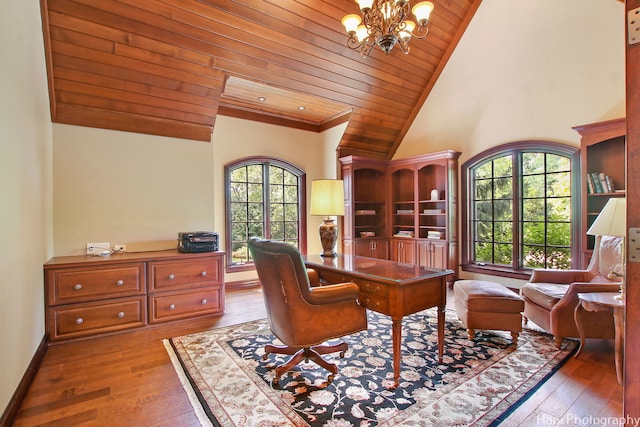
[462,264,533,281]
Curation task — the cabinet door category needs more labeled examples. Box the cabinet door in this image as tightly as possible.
[417,240,448,269]
[390,238,416,264]
[354,238,388,259]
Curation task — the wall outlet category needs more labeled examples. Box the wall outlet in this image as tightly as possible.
[113,244,126,252]
[86,242,110,256]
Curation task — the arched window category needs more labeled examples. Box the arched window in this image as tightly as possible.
[225,157,306,270]
[461,141,580,279]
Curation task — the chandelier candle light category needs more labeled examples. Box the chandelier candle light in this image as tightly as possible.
[341,0,434,56]
[310,179,345,257]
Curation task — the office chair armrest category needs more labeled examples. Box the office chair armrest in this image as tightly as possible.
[307,282,361,305]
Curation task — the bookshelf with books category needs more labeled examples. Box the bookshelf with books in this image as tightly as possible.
[389,151,460,282]
[573,117,626,267]
[340,151,460,279]
[340,156,389,259]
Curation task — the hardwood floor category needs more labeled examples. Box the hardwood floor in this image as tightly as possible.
[12,287,622,426]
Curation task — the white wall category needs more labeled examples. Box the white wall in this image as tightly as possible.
[396,0,625,287]
[0,0,53,412]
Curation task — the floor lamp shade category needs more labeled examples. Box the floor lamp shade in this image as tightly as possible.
[310,180,345,257]
[587,197,626,300]
[586,198,626,237]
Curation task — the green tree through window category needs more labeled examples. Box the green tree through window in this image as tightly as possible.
[462,142,579,277]
[225,158,306,269]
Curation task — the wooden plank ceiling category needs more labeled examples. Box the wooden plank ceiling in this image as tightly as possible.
[40,0,480,160]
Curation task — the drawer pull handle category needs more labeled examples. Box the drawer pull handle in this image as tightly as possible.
[117,311,125,318]
[116,280,124,286]
[201,298,207,305]
[168,274,175,280]
[169,304,176,310]
[75,317,84,325]
[74,283,82,291]
[201,271,207,277]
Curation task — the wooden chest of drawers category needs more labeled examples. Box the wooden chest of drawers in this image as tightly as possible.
[44,250,225,342]
[148,257,224,323]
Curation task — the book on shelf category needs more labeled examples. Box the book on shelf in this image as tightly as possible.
[423,209,443,214]
[427,231,444,239]
[396,209,414,214]
[355,209,376,215]
[359,231,375,237]
[394,230,414,238]
[587,172,616,193]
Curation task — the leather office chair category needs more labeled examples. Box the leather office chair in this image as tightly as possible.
[248,237,367,384]
[520,235,622,348]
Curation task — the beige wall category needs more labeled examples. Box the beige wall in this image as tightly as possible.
[53,124,216,255]
[212,117,344,283]
[0,0,53,412]
[53,116,343,283]
[396,0,625,288]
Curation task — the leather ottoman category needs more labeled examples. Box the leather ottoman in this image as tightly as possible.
[453,280,525,345]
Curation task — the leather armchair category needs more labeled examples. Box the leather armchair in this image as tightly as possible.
[520,235,622,348]
[248,237,367,384]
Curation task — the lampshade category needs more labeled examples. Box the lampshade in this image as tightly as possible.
[341,14,361,34]
[310,180,345,216]
[356,0,374,11]
[412,1,434,25]
[587,198,626,237]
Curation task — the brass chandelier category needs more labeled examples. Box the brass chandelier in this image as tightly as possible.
[341,0,434,57]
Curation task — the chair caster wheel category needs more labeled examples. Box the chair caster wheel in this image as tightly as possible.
[327,374,334,383]
[262,354,268,361]
[339,351,345,358]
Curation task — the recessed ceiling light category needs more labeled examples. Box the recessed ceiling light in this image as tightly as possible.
[298,106,305,110]
[257,97,266,102]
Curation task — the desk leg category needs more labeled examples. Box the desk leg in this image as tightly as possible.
[613,307,624,385]
[392,318,402,387]
[438,304,445,363]
[573,303,587,358]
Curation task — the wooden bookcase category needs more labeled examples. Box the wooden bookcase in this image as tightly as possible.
[340,151,460,281]
[341,156,389,259]
[573,117,626,268]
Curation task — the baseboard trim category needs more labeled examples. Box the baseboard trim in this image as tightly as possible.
[225,279,260,290]
[0,336,48,426]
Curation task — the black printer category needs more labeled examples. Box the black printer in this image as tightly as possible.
[178,231,219,253]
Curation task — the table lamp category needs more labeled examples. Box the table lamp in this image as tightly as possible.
[586,197,626,300]
[310,179,345,257]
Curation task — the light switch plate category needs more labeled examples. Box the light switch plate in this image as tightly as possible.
[628,228,640,263]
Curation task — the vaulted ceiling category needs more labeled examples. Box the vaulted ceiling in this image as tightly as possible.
[40,0,481,160]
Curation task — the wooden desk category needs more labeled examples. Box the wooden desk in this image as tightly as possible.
[575,292,624,384]
[303,254,453,387]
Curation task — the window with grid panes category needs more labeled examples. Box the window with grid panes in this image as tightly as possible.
[461,142,579,278]
[225,158,306,270]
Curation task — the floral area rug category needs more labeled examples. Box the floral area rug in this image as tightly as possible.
[164,309,576,427]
